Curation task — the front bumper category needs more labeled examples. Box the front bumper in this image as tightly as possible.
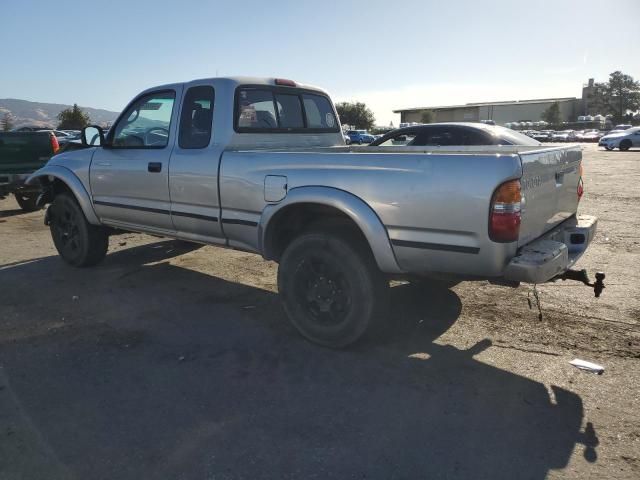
[504,215,597,284]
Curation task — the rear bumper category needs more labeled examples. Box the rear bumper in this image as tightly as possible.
[504,215,597,284]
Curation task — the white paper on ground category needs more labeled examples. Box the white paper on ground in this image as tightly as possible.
[570,358,605,374]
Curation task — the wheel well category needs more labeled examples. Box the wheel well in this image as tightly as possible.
[51,178,74,197]
[264,203,371,262]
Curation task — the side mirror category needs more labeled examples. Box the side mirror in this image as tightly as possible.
[81,125,104,147]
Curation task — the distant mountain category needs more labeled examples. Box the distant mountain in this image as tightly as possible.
[0,98,119,129]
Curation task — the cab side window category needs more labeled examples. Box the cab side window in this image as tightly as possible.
[112,91,175,148]
[379,132,417,146]
[462,128,494,145]
[179,86,215,149]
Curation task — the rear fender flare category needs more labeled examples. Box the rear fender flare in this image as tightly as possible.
[259,186,403,274]
[26,165,100,225]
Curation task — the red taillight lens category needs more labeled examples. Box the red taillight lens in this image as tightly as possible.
[489,179,521,243]
[50,133,59,154]
[577,164,584,200]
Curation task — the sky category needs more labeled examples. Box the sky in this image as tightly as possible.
[2,0,639,126]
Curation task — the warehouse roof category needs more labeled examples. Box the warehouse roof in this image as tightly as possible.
[393,97,578,113]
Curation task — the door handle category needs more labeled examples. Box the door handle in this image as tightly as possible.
[148,162,162,173]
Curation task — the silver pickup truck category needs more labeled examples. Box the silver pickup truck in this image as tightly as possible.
[27,77,600,347]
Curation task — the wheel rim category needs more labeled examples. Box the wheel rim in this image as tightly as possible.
[293,256,352,326]
[51,203,82,256]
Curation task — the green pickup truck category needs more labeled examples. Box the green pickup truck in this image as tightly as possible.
[0,131,60,211]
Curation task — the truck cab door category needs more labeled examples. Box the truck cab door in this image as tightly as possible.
[90,88,182,233]
[168,84,224,243]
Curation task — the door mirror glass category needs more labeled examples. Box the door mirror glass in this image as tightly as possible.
[82,126,104,146]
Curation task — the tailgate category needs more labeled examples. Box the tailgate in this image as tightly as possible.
[518,145,582,246]
[0,132,53,175]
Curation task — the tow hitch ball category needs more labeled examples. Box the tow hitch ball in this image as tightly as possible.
[555,269,606,297]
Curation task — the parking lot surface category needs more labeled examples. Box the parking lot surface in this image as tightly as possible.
[0,144,638,479]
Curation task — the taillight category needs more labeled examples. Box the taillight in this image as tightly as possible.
[577,163,584,200]
[50,133,59,154]
[489,179,521,243]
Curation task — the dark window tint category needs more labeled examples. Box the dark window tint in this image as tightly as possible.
[378,131,417,146]
[274,93,304,128]
[302,94,337,129]
[460,128,494,145]
[411,127,457,146]
[179,86,215,149]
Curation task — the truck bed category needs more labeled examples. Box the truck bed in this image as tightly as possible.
[220,144,583,278]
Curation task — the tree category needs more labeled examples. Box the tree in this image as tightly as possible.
[1,112,14,131]
[420,110,434,124]
[587,71,640,123]
[606,71,640,123]
[335,102,375,130]
[541,102,561,126]
[57,104,91,130]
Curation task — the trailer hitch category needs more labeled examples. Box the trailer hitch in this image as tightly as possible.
[555,269,605,297]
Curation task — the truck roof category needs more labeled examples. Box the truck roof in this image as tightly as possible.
[139,76,329,97]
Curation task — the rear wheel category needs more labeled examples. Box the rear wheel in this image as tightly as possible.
[14,192,41,212]
[278,232,388,348]
[49,193,109,267]
[619,140,632,151]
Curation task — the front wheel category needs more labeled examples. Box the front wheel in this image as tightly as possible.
[49,193,109,267]
[14,192,41,212]
[278,232,388,348]
[619,140,632,151]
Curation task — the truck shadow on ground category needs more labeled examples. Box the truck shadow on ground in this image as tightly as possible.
[0,207,27,218]
[0,240,597,480]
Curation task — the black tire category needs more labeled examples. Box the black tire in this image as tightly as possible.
[619,140,632,151]
[358,139,363,145]
[278,232,388,348]
[49,193,109,267]
[14,192,41,212]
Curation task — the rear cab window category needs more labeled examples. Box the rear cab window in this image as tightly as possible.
[235,86,339,133]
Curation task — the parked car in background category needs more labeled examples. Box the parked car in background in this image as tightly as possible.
[347,129,375,144]
[578,130,603,142]
[599,126,640,151]
[369,123,541,147]
[531,131,553,142]
[612,124,632,132]
[0,131,59,210]
[551,130,576,142]
[37,129,76,145]
[342,132,351,145]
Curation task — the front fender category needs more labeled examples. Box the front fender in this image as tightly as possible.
[26,165,100,225]
[259,186,403,274]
